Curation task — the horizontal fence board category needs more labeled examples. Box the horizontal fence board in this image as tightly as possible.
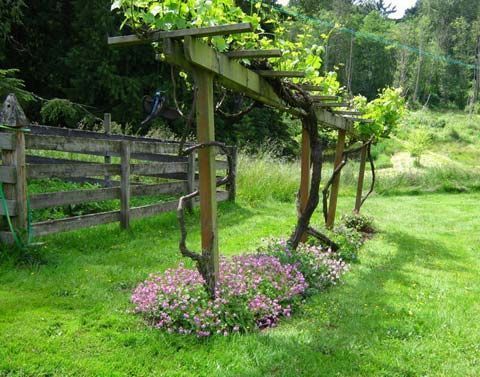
[27,163,121,180]
[0,166,16,183]
[131,162,188,176]
[0,231,14,244]
[0,133,15,150]
[26,134,121,155]
[131,182,187,196]
[33,210,121,236]
[0,199,16,215]
[30,182,188,209]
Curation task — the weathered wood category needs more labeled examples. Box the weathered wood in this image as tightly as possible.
[326,129,346,229]
[333,110,363,116]
[194,69,219,287]
[315,108,353,131]
[120,142,131,229]
[169,37,305,117]
[312,95,340,101]
[104,113,112,187]
[0,166,17,184]
[354,144,368,213]
[132,162,188,176]
[26,134,121,156]
[0,94,28,128]
[299,85,325,91]
[108,23,253,47]
[255,70,306,78]
[341,116,374,123]
[299,128,310,242]
[226,147,237,202]
[226,49,283,59]
[33,210,120,236]
[12,131,27,228]
[27,163,121,180]
[317,102,349,108]
[0,133,15,150]
[0,199,16,216]
[30,182,188,210]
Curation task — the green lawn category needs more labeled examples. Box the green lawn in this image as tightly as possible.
[1,193,479,376]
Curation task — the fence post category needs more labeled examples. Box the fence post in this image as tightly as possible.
[186,150,196,211]
[120,141,130,229]
[299,128,310,242]
[326,129,346,229]
[227,146,237,202]
[0,94,28,234]
[354,144,368,213]
[103,113,111,187]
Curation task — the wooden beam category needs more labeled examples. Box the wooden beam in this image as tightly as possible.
[342,117,374,123]
[333,110,363,116]
[120,142,130,229]
[299,85,324,91]
[226,49,282,59]
[315,108,352,131]
[108,23,253,47]
[168,37,305,117]
[326,129,346,229]
[255,70,305,78]
[312,95,339,101]
[194,69,219,290]
[317,102,349,108]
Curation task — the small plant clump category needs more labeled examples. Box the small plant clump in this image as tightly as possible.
[341,213,376,234]
[132,244,349,337]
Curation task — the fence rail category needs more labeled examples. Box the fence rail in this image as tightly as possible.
[0,116,237,243]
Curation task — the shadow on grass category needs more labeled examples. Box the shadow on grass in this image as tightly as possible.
[215,230,460,377]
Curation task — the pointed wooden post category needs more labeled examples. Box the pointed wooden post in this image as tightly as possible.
[354,144,368,213]
[194,69,219,290]
[299,128,310,242]
[0,94,28,232]
[326,129,346,229]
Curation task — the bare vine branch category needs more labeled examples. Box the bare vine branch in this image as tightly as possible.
[360,142,376,208]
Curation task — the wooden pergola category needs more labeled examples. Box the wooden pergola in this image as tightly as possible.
[109,23,370,286]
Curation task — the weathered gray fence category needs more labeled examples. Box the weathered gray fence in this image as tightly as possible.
[0,115,236,243]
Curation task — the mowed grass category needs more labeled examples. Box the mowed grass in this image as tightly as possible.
[0,191,479,376]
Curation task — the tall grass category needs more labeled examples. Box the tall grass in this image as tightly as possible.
[237,151,480,204]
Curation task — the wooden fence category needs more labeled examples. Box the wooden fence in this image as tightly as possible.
[0,119,236,244]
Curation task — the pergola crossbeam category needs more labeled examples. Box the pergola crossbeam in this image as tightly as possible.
[226,49,282,59]
[108,23,254,47]
[255,70,306,78]
[312,95,340,101]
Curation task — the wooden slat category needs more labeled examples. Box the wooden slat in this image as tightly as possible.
[299,85,324,91]
[26,134,120,155]
[0,166,16,183]
[0,199,16,216]
[342,117,374,123]
[120,141,130,229]
[226,49,282,59]
[108,23,253,47]
[333,110,363,116]
[29,182,188,210]
[131,162,188,176]
[315,108,352,131]
[312,95,339,101]
[167,37,305,118]
[27,163,121,180]
[255,70,306,78]
[0,133,15,150]
[33,210,121,236]
[316,102,349,108]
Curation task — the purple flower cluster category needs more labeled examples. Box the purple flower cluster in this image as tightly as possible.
[259,238,349,291]
[131,255,307,337]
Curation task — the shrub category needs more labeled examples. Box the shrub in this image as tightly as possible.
[341,213,375,234]
[132,255,307,337]
[259,239,349,294]
[330,226,364,263]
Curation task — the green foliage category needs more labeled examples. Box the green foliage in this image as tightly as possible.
[0,69,33,102]
[329,225,363,263]
[354,87,406,139]
[40,99,82,128]
[404,128,433,166]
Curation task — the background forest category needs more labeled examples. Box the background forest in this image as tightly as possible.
[1,0,480,155]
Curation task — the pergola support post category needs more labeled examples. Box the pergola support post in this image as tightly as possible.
[326,129,346,229]
[194,69,219,292]
[299,128,311,242]
[354,144,368,213]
